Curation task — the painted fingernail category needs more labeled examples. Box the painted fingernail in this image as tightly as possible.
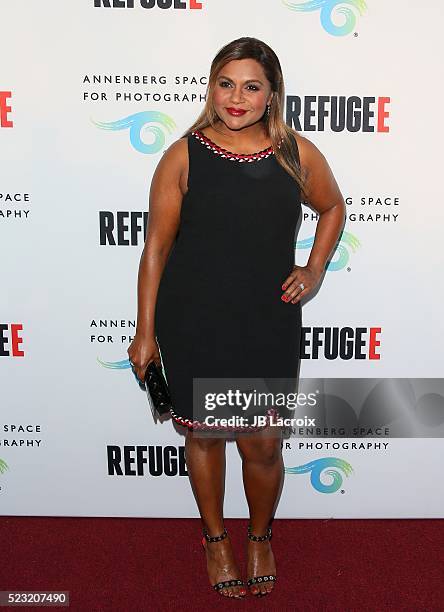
[282,284,286,290]
[281,294,288,301]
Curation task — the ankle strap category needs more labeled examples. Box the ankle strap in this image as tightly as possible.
[247,524,272,542]
[202,527,228,542]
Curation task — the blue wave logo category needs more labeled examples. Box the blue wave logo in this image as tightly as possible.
[92,111,176,154]
[285,457,353,493]
[282,0,367,36]
[97,357,132,370]
[295,230,360,271]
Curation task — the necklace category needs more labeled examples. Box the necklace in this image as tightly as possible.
[192,129,274,163]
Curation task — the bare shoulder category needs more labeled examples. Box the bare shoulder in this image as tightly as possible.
[153,136,189,195]
[165,135,188,159]
[156,136,188,169]
[292,132,327,179]
[291,132,344,210]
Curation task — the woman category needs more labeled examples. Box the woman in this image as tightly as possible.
[128,37,345,599]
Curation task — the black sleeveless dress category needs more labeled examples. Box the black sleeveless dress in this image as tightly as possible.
[154,129,302,432]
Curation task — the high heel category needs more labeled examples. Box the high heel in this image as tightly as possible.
[246,524,276,597]
[201,527,246,598]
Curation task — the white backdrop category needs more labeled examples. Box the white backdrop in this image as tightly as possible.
[1,0,443,517]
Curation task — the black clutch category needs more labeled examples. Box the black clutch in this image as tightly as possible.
[144,360,172,418]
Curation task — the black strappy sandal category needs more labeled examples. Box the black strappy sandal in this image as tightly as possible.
[246,524,277,597]
[201,527,247,598]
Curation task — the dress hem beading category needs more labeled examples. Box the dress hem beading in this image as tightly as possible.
[169,407,281,432]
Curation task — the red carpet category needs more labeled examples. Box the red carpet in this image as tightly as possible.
[1,517,442,611]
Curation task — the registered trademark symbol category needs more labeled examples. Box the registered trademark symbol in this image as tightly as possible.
[341,489,345,494]
[354,32,358,37]
[347,266,351,272]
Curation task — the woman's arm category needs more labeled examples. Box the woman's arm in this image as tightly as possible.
[135,137,188,336]
[128,137,188,380]
[281,134,346,303]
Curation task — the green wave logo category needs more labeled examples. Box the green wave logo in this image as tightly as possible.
[296,230,360,271]
[0,458,9,474]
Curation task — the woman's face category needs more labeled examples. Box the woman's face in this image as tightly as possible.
[212,58,273,130]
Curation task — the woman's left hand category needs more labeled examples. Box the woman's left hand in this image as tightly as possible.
[281,264,323,304]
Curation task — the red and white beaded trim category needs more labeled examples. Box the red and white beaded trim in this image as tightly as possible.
[169,406,280,432]
[192,129,274,163]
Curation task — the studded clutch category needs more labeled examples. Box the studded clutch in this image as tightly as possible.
[144,360,172,418]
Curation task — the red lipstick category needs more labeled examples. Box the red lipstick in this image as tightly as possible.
[226,108,247,116]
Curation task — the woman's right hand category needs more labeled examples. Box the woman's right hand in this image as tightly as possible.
[127,333,162,385]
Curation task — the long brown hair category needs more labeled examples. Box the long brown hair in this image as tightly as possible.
[183,36,305,193]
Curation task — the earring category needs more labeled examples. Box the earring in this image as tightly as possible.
[266,104,271,117]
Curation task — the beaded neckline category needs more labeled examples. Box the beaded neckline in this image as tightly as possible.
[191,129,274,163]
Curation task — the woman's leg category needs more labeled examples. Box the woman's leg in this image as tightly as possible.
[185,429,246,598]
[235,424,283,595]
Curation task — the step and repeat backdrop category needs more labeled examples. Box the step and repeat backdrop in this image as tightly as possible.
[1,1,443,517]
